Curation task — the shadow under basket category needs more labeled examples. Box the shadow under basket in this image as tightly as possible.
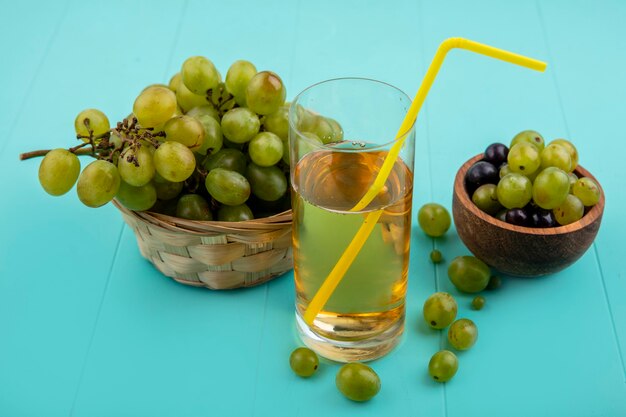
[112,200,293,289]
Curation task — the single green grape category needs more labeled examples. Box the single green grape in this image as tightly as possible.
[38,149,81,196]
[181,56,220,95]
[428,350,458,382]
[168,72,182,93]
[430,249,443,264]
[572,177,600,206]
[540,143,572,172]
[225,60,257,106]
[117,145,156,187]
[553,194,584,225]
[202,148,247,175]
[248,132,284,167]
[496,173,532,209]
[262,105,289,140]
[327,118,344,141]
[335,363,380,402]
[153,175,183,201]
[74,109,110,142]
[217,204,254,222]
[568,172,578,189]
[186,105,219,122]
[510,130,545,151]
[423,292,457,329]
[175,77,210,112]
[486,275,502,290]
[471,184,502,215]
[507,142,541,175]
[448,318,478,350]
[499,163,512,178]
[164,115,205,151]
[471,296,485,310]
[205,168,251,206]
[76,160,121,208]
[221,107,260,144]
[448,256,490,293]
[532,167,570,209]
[245,163,287,202]
[289,347,319,378]
[417,203,451,237]
[133,86,177,128]
[116,181,157,211]
[495,209,507,222]
[245,71,286,115]
[153,141,196,182]
[550,138,578,170]
[176,194,213,221]
[191,114,223,156]
[306,116,337,144]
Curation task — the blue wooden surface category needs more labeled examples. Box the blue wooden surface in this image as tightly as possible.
[1,1,625,416]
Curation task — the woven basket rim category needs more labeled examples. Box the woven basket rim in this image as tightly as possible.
[112,199,292,235]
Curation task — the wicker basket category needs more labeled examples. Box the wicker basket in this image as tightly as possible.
[112,200,293,289]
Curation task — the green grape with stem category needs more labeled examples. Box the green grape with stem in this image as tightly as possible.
[181,56,220,95]
[74,109,110,142]
[117,144,155,187]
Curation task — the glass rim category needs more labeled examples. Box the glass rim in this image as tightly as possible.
[288,77,415,152]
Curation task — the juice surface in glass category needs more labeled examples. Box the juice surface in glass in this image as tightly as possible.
[292,146,412,362]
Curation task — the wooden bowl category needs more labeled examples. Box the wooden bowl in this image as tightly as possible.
[452,154,605,277]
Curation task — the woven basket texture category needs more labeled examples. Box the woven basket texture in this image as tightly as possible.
[113,200,293,289]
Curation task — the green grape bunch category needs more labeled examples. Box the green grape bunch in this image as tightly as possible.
[24,56,344,221]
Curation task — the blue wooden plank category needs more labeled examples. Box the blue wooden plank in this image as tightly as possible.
[69,228,275,417]
[538,0,626,378]
[0,1,70,153]
[419,0,626,416]
[0,1,186,416]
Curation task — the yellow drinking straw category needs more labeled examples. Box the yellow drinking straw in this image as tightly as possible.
[303,38,547,326]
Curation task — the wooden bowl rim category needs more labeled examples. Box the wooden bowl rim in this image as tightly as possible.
[454,154,605,236]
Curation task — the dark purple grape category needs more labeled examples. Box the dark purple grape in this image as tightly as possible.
[484,143,509,167]
[530,208,557,228]
[505,208,530,226]
[465,161,499,195]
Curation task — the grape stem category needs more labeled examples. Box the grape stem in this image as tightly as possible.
[19,147,96,160]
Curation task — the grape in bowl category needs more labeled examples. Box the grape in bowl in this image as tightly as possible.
[452,154,604,277]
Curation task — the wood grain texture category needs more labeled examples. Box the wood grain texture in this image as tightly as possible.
[453,154,605,276]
